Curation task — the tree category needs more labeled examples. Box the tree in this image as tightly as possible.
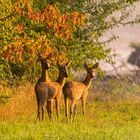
[0,0,85,83]
[66,0,140,67]
[0,0,140,84]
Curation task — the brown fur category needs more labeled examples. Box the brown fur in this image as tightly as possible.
[35,57,51,121]
[63,62,99,122]
[46,62,70,121]
[35,61,70,121]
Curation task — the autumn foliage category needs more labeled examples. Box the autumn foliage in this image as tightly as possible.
[1,0,85,64]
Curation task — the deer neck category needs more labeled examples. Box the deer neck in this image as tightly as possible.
[83,74,93,89]
[38,67,49,82]
[56,73,65,87]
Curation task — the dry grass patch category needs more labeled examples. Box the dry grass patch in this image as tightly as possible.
[0,83,36,120]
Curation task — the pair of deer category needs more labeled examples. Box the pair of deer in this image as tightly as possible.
[35,56,99,122]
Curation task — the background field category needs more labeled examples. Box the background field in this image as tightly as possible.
[0,78,140,140]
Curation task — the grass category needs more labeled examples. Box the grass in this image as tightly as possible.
[0,100,140,140]
[0,79,140,140]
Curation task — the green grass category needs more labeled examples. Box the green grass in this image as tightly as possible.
[0,79,140,140]
[0,100,140,140]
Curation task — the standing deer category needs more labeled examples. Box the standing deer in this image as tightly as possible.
[46,62,70,121]
[35,61,70,121]
[63,62,99,122]
[35,56,52,121]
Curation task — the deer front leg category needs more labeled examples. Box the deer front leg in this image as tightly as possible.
[64,97,69,120]
[55,98,60,121]
[70,99,76,123]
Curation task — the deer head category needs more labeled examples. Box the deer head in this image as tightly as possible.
[84,62,99,78]
[36,54,52,70]
[57,61,71,78]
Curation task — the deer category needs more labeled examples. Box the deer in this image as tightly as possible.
[35,55,52,121]
[35,60,70,121]
[45,61,70,121]
[63,62,99,122]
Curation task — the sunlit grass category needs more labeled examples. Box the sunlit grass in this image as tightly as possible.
[0,100,140,140]
[1,120,140,140]
[0,80,140,140]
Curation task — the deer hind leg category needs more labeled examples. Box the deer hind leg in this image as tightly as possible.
[73,104,77,122]
[47,100,54,121]
[70,99,76,123]
[40,98,45,121]
[37,102,41,122]
[36,95,41,122]
[46,101,51,120]
[55,98,60,121]
[46,101,49,117]
[82,98,86,117]
[42,106,45,121]
[64,97,69,120]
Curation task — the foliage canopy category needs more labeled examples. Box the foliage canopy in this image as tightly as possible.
[0,0,140,84]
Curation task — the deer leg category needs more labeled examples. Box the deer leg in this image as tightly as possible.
[42,106,45,121]
[82,99,86,117]
[40,98,45,121]
[70,100,76,123]
[49,100,53,121]
[64,97,69,120]
[46,101,51,120]
[35,95,40,122]
[37,102,41,122]
[73,104,77,122]
[55,98,60,121]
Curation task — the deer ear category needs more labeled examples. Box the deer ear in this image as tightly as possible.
[92,62,99,69]
[84,62,88,69]
[65,61,71,68]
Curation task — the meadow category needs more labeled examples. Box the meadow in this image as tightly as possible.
[1,0,140,139]
[0,78,140,140]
